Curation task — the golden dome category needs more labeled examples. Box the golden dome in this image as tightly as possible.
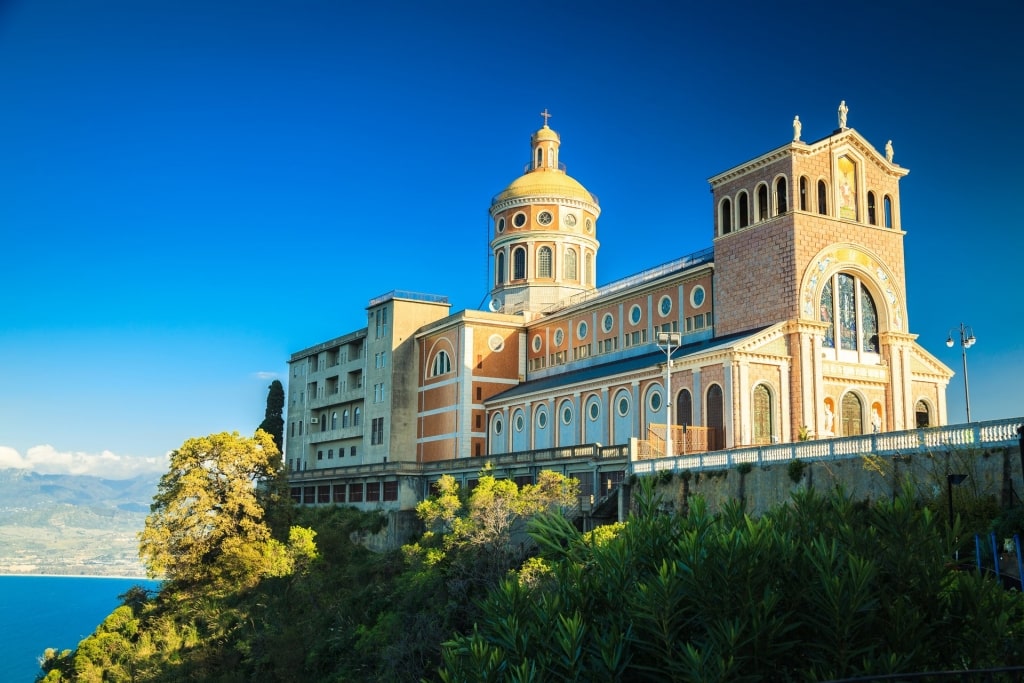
[532,125,559,143]
[494,168,597,205]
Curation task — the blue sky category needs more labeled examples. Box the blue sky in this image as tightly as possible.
[1,0,1022,478]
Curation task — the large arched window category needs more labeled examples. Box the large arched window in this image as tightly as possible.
[841,393,863,436]
[431,350,452,377]
[738,192,750,228]
[584,253,592,285]
[353,406,361,426]
[342,409,350,428]
[496,251,506,285]
[867,191,877,225]
[884,196,893,228]
[753,384,772,445]
[331,412,338,430]
[756,184,769,222]
[775,176,788,215]
[799,176,809,211]
[537,246,552,278]
[513,247,526,280]
[817,180,828,215]
[564,248,577,280]
[720,197,733,235]
[820,273,879,354]
[676,388,692,427]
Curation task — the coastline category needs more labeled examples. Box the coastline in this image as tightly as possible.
[0,573,155,581]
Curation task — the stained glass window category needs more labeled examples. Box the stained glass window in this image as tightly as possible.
[820,279,835,348]
[564,249,577,280]
[860,284,878,352]
[513,247,526,280]
[838,273,857,351]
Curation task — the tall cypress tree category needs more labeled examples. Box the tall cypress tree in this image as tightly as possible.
[258,380,285,452]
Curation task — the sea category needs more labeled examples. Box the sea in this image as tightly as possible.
[0,575,160,682]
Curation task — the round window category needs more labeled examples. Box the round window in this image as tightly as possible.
[496,217,506,233]
[617,396,630,416]
[659,295,672,317]
[515,414,524,432]
[537,211,553,226]
[577,321,587,339]
[537,410,547,429]
[588,401,600,421]
[602,313,614,333]
[649,391,662,412]
[629,305,642,325]
[564,213,577,227]
[513,212,527,228]
[561,405,573,424]
[554,328,564,346]
[585,218,594,233]
[494,417,503,435]
[532,335,542,352]
[488,334,504,352]
[690,285,706,308]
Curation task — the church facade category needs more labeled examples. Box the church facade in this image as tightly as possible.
[284,105,953,509]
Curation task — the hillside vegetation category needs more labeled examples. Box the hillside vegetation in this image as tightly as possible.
[35,431,1024,682]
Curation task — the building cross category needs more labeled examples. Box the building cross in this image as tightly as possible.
[540,108,552,127]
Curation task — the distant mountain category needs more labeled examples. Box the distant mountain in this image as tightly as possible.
[0,469,160,576]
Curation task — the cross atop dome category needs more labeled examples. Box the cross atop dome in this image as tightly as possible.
[540,108,552,127]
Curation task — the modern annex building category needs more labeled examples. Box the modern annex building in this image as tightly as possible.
[285,104,954,510]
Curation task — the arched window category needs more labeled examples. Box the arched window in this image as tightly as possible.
[536,148,542,168]
[676,388,692,427]
[756,184,769,221]
[331,412,337,430]
[819,273,879,354]
[564,249,577,280]
[320,413,326,432]
[817,180,828,215]
[915,400,931,428]
[706,385,724,451]
[431,350,452,377]
[738,192,750,228]
[775,176,788,215]
[721,197,733,235]
[513,247,526,280]
[799,176,809,211]
[353,406,361,426]
[496,251,506,285]
[342,409,350,428]
[538,247,552,278]
[753,384,772,445]
[841,393,863,436]
[584,253,593,285]
[884,195,893,228]
[867,191,877,225]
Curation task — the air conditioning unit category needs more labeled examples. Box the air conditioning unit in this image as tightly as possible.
[309,417,319,424]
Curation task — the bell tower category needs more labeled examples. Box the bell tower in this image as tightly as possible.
[487,111,601,318]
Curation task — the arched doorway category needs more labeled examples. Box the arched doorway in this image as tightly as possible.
[676,388,692,427]
[841,393,863,436]
[753,384,772,445]
[915,400,931,428]
[707,384,724,451]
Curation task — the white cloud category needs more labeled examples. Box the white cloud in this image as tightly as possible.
[254,371,279,380]
[0,445,168,480]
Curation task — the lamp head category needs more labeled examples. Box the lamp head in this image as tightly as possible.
[946,336,954,348]
[966,334,976,348]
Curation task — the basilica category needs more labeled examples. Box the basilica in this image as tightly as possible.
[284,104,954,510]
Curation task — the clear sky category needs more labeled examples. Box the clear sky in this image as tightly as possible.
[1,0,1022,479]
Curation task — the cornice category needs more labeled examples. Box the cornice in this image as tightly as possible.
[491,195,600,216]
[708,144,794,187]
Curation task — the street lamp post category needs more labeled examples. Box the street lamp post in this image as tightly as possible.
[946,323,977,423]
[656,331,681,459]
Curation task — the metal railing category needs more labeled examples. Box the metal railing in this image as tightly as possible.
[631,418,1023,477]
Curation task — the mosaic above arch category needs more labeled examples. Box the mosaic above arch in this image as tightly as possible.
[800,245,904,332]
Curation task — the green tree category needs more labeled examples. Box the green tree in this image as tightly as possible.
[258,379,285,451]
[138,430,284,586]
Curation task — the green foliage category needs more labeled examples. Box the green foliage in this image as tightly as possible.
[736,462,752,475]
[787,458,808,483]
[257,380,285,452]
[138,430,283,587]
[439,485,1024,681]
